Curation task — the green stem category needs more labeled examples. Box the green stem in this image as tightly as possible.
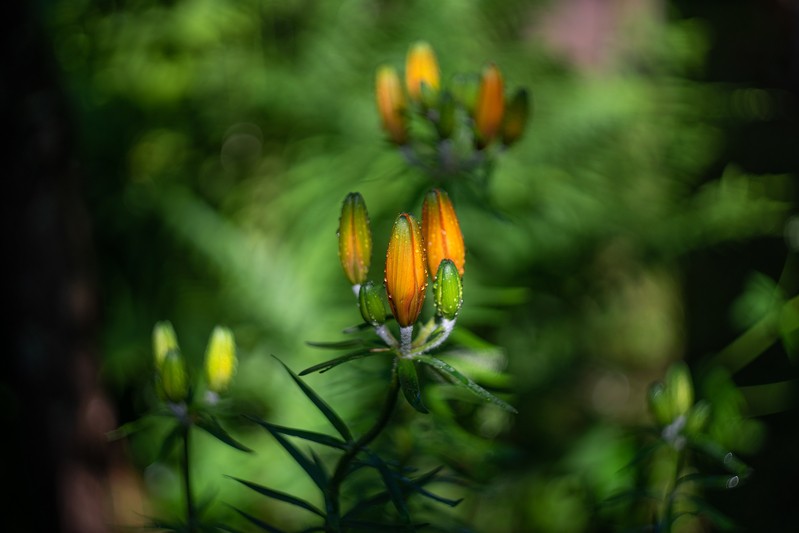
[182,425,196,532]
[326,362,401,532]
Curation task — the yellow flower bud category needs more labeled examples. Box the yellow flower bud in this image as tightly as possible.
[422,188,465,277]
[385,213,427,327]
[338,192,372,286]
[405,41,440,103]
[474,64,505,148]
[501,88,530,146]
[376,66,408,145]
[204,326,237,394]
[153,321,179,369]
[666,362,694,418]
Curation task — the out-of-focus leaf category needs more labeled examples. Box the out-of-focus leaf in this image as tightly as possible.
[247,417,347,449]
[299,349,387,375]
[157,423,183,459]
[275,356,353,442]
[688,436,751,477]
[415,355,518,413]
[398,357,428,414]
[676,472,744,490]
[195,414,252,452]
[674,495,738,531]
[370,455,412,525]
[228,476,324,516]
[779,295,799,362]
[305,339,367,350]
[341,519,428,531]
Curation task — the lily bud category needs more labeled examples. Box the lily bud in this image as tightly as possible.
[686,400,711,435]
[422,188,465,277]
[474,63,505,148]
[153,321,179,369]
[376,66,408,145]
[338,192,372,286]
[434,259,462,320]
[405,41,440,104]
[359,281,387,326]
[501,88,530,146]
[385,213,427,327]
[159,350,189,403]
[666,362,694,418]
[204,326,237,394]
[648,381,671,426]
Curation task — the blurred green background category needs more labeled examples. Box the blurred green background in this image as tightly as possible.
[6,0,799,531]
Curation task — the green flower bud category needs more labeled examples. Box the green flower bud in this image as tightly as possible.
[648,381,671,426]
[686,400,711,435]
[153,320,179,369]
[159,350,189,403]
[359,281,386,326]
[204,326,237,394]
[434,259,462,320]
[665,362,694,418]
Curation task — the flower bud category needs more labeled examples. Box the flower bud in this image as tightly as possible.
[450,73,480,114]
[159,350,189,403]
[666,362,694,418]
[474,64,505,148]
[501,88,530,146]
[204,326,237,394]
[686,400,711,435]
[434,259,462,320]
[405,41,440,104]
[338,192,372,286]
[422,188,465,277]
[359,281,387,326]
[385,213,427,327]
[153,321,179,369]
[376,66,408,145]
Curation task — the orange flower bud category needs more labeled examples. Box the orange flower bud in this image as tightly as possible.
[385,214,427,327]
[501,88,530,146]
[474,63,505,148]
[338,192,372,286]
[405,41,440,103]
[422,188,465,277]
[376,66,408,145]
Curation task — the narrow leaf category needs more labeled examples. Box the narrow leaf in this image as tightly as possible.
[228,476,324,516]
[247,417,347,449]
[342,519,428,531]
[398,358,428,414]
[274,356,353,442]
[299,349,383,376]
[231,506,286,533]
[372,457,412,525]
[195,414,252,452]
[306,339,366,349]
[415,355,518,413]
[264,424,327,489]
[157,423,184,460]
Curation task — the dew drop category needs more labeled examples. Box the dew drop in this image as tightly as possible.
[726,476,740,489]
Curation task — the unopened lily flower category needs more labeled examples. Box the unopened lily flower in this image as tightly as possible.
[385,213,427,330]
[422,188,465,277]
[474,63,505,148]
[376,66,408,145]
[159,350,189,404]
[434,259,463,320]
[204,326,237,395]
[338,192,372,289]
[153,320,179,369]
[501,88,530,146]
[405,41,440,103]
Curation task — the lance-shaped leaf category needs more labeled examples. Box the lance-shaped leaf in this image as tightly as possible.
[246,417,348,450]
[195,414,252,452]
[231,506,287,533]
[299,349,386,376]
[263,423,328,490]
[398,358,428,414]
[275,356,353,442]
[306,339,368,350]
[157,423,184,460]
[228,477,324,517]
[415,355,517,414]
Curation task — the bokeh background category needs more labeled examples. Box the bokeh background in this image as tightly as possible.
[5,0,799,531]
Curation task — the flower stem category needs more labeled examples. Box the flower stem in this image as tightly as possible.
[411,317,456,356]
[182,424,196,532]
[326,361,401,531]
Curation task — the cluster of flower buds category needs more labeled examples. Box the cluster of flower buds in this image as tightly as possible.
[337,189,465,355]
[152,321,238,406]
[375,41,530,175]
[648,362,710,449]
